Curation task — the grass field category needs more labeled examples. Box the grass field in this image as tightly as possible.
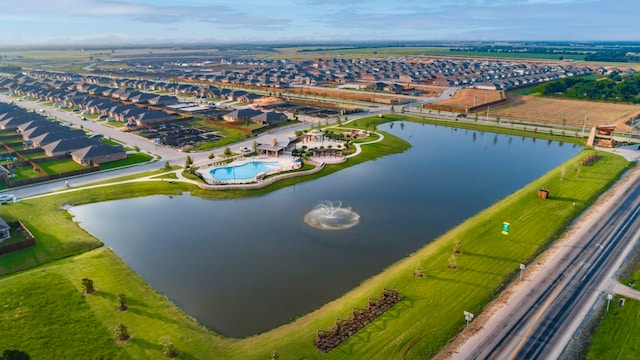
[587,297,640,359]
[270,46,586,62]
[0,271,127,359]
[0,115,629,358]
[490,94,640,132]
[587,264,640,359]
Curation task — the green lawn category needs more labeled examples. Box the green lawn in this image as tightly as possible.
[97,152,154,170]
[587,298,640,359]
[0,271,127,359]
[38,158,86,174]
[587,263,640,359]
[21,151,48,160]
[11,165,44,181]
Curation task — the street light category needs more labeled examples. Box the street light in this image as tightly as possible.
[606,293,613,311]
[519,263,525,281]
[485,106,490,124]
[582,116,589,138]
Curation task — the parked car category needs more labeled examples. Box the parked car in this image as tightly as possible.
[240,146,252,153]
[0,194,15,203]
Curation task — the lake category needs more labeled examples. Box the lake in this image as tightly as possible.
[69,122,581,337]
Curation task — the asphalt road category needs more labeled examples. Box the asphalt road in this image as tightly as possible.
[458,170,640,360]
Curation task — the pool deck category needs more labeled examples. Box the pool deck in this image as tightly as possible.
[196,156,298,184]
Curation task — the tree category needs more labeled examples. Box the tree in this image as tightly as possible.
[163,161,171,172]
[117,293,128,311]
[270,351,280,360]
[114,322,130,341]
[448,254,457,269]
[224,147,233,157]
[453,239,461,254]
[184,155,193,169]
[81,278,95,294]
[158,336,179,358]
[208,153,214,160]
[0,349,30,360]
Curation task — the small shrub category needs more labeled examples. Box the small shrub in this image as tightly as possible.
[114,322,129,341]
[448,254,457,269]
[158,336,179,358]
[81,278,95,294]
[117,293,128,311]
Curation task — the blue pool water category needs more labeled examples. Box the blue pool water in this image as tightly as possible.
[211,161,282,181]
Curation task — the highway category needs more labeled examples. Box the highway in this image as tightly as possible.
[457,169,640,360]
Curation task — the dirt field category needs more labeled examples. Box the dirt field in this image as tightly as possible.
[488,95,640,132]
[436,88,505,107]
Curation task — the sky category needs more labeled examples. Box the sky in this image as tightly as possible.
[0,0,637,46]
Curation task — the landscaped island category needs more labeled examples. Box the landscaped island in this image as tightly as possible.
[0,115,632,358]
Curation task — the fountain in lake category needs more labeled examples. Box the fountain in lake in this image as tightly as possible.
[304,201,360,230]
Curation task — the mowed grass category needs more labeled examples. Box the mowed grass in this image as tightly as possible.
[587,298,640,359]
[587,266,640,359]
[0,143,629,359]
[38,158,86,174]
[0,271,127,359]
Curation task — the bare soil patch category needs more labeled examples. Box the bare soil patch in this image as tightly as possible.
[490,95,640,132]
[437,88,505,107]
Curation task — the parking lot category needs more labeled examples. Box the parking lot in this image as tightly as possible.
[134,122,222,148]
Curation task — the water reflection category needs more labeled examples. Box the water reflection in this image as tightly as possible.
[69,122,581,337]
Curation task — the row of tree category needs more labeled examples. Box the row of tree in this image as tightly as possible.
[534,73,640,103]
[81,278,179,358]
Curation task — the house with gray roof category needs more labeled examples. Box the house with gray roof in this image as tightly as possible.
[41,137,98,156]
[0,216,10,241]
[251,111,287,126]
[70,143,126,165]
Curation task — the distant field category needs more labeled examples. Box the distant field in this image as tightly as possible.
[490,95,640,132]
[271,46,585,62]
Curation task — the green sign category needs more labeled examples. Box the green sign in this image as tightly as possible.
[502,222,510,235]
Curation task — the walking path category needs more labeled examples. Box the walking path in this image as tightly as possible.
[613,281,640,301]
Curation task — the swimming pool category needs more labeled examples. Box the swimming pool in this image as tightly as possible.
[210,161,283,181]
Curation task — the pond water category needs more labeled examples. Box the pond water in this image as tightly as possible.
[69,122,581,337]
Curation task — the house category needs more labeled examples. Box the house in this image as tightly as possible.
[70,144,126,165]
[237,93,263,104]
[0,216,10,241]
[0,112,44,130]
[255,136,293,157]
[222,109,263,122]
[29,129,85,148]
[130,111,176,127]
[148,95,179,106]
[129,92,157,104]
[40,137,97,156]
[251,111,287,126]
